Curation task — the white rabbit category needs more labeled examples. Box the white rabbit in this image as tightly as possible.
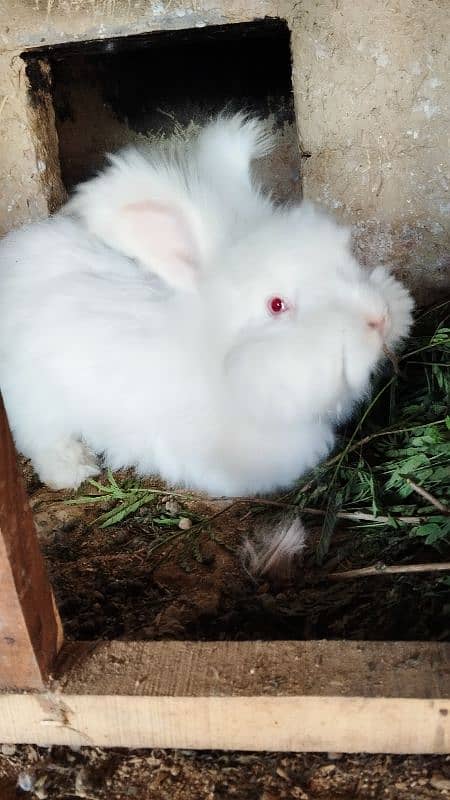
[0,114,414,574]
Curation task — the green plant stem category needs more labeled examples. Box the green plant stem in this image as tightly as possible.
[65,487,195,506]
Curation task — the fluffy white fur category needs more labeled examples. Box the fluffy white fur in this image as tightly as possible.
[0,113,414,497]
[242,515,307,581]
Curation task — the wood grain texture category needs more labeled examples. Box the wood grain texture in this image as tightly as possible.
[0,394,63,690]
[56,640,450,699]
[0,641,449,752]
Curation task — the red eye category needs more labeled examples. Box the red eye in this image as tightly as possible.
[268,296,289,315]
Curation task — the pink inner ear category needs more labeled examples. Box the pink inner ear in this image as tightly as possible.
[122,199,198,290]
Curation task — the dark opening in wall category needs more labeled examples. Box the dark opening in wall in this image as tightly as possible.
[23,19,301,203]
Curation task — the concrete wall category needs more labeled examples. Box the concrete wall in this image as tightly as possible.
[0,0,448,301]
[291,0,449,298]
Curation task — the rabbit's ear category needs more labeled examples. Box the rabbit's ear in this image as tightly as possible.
[119,199,200,290]
[68,148,205,291]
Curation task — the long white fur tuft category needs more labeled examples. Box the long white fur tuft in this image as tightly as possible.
[197,112,274,164]
[242,514,307,582]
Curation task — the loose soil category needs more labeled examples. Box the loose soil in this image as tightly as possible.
[20,459,449,643]
[1,745,450,799]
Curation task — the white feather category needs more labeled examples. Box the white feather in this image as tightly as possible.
[242,515,307,582]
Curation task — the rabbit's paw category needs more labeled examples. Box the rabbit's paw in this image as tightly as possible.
[370,266,414,345]
[36,439,100,490]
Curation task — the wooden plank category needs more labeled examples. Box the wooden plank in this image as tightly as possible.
[0,393,63,690]
[56,640,450,698]
[0,641,449,752]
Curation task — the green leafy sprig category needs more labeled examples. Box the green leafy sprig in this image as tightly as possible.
[294,303,450,562]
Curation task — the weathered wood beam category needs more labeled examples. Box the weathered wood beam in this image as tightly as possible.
[0,394,63,690]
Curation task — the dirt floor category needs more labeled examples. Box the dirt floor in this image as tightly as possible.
[1,746,450,799]
[20,460,449,644]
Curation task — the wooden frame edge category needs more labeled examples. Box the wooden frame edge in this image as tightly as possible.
[1,640,449,752]
[1,392,449,752]
[0,394,63,690]
[0,693,448,753]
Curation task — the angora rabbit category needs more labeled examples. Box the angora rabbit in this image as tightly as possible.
[0,114,413,572]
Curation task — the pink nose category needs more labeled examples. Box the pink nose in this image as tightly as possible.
[367,315,387,334]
